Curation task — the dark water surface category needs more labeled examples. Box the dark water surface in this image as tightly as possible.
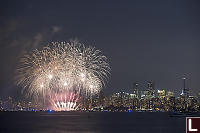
[0,112,188,133]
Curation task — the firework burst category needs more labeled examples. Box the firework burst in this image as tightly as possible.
[49,92,80,111]
[16,41,110,101]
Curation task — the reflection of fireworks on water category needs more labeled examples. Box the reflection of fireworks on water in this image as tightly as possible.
[16,40,110,100]
[50,92,80,111]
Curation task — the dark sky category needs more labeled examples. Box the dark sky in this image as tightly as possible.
[0,0,200,97]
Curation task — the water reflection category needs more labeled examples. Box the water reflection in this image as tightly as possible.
[0,112,186,133]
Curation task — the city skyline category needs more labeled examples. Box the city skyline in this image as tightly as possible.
[1,81,199,112]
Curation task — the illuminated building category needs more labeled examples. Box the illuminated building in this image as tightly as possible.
[187,96,199,112]
[167,91,174,97]
[141,90,149,99]
[147,81,155,98]
[98,90,105,106]
[157,90,165,99]
[182,77,189,98]
[132,83,139,98]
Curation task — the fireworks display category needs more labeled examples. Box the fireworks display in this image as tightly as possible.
[50,92,80,111]
[16,41,110,110]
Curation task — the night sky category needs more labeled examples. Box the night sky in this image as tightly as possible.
[0,0,200,97]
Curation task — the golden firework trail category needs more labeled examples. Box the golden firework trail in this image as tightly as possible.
[16,41,110,100]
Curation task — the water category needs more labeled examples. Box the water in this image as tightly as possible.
[0,112,188,133]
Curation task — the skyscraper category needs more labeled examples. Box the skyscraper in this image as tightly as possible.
[182,77,189,98]
[133,83,139,98]
[147,81,155,97]
[98,90,105,106]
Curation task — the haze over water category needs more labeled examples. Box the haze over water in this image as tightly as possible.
[0,112,185,133]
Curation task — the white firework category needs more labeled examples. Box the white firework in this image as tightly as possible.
[16,40,110,100]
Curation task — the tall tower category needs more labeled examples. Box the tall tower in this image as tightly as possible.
[133,83,139,98]
[183,77,186,91]
[147,81,155,97]
[182,77,189,98]
[98,90,105,105]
